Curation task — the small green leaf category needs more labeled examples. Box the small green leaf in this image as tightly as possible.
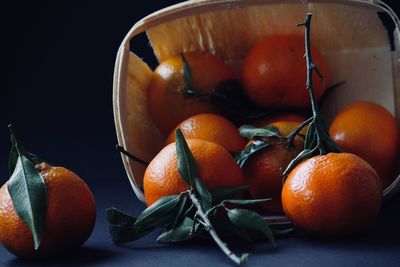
[235,140,270,168]
[109,224,155,243]
[135,195,180,228]
[106,208,136,226]
[195,177,211,211]
[8,154,47,250]
[227,208,276,247]
[210,185,249,204]
[222,198,270,205]
[157,217,195,243]
[239,125,281,139]
[175,129,197,186]
[272,228,295,238]
[283,146,318,176]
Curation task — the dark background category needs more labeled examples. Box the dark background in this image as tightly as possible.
[1,1,400,266]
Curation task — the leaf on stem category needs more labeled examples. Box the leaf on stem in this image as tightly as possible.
[210,185,249,204]
[175,129,197,187]
[235,140,270,168]
[239,125,281,140]
[210,216,254,249]
[181,53,193,94]
[8,142,18,177]
[227,208,277,247]
[109,224,155,244]
[8,154,47,250]
[157,217,195,243]
[106,207,137,226]
[171,196,189,229]
[222,198,270,205]
[195,177,212,211]
[135,195,180,228]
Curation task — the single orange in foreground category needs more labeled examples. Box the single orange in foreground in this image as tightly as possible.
[282,153,382,235]
[0,163,96,258]
[147,51,236,135]
[144,139,244,206]
[329,101,399,188]
[243,121,305,213]
[241,35,329,110]
[165,113,246,152]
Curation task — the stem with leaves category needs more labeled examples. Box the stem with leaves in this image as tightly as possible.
[107,129,280,265]
[189,191,248,265]
[283,13,341,175]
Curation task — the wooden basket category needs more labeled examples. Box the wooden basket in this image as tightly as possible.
[113,0,400,211]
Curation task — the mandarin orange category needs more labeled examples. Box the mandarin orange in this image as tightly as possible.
[147,51,235,135]
[329,101,399,188]
[0,163,96,258]
[241,35,329,110]
[165,113,246,152]
[243,121,306,213]
[144,139,244,206]
[282,153,382,235]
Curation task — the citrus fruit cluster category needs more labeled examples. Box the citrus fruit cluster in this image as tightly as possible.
[142,28,399,237]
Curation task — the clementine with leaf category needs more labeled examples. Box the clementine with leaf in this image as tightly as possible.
[147,51,236,135]
[144,139,244,206]
[0,163,96,258]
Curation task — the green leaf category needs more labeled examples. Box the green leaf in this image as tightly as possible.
[175,129,197,186]
[156,217,195,243]
[210,216,253,248]
[235,140,270,168]
[239,125,281,139]
[135,195,180,228]
[222,198,270,205]
[227,208,276,247]
[195,177,211,211]
[272,228,295,238]
[181,53,193,93]
[210,185,249,204]
[8,143,18,177]
[8,154,47,250]
[25,152,46,166]
[106,207,136,226]
[283,146,318,176]
[171,196,188,228]
[109,224,155,243]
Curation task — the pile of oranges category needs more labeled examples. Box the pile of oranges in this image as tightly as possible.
[143,34,399,235]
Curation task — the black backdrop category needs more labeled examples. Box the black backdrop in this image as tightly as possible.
[0,0,399,185]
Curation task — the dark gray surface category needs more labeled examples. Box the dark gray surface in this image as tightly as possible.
[1,178,399,267]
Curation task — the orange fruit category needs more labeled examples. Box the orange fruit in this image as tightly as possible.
[144,139,244,206]
[147,51,236,135]
[0,163,96,258]
[241,35,329,110]
[165,113,246,152]
[243,121,306,213]
[282,153,382,235]
[252,113,306,128]
[329,101,399,188]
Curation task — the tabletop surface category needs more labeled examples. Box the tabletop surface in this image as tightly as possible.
[1,1,400,266]
[0,178,399,267]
